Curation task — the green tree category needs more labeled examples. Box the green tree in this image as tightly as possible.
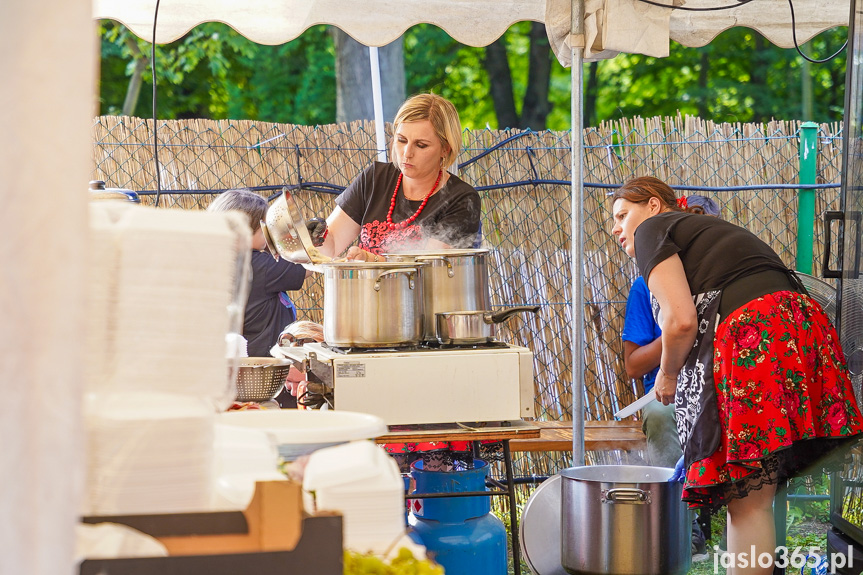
[99,20,847,129]
[587,27,846,125]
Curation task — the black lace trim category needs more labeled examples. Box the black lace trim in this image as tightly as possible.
[683,435,862,512]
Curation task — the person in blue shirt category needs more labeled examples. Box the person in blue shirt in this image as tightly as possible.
[621,194,720,561]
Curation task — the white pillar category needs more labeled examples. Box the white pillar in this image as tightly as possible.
[369,46,388,162]
[0,1,94,573]
[570,0,586,465]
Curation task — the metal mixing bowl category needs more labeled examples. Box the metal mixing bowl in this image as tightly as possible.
[260,188,330,264]
[235,357,293,402]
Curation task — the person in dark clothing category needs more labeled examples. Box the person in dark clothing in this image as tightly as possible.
[208,189,308,362]
[620,195,720,562]
[611,176,863,575]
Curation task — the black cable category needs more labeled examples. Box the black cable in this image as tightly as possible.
[787,0,847,64]
[635,0,757,12]
[151,0,162,207]
[637,0,847,63]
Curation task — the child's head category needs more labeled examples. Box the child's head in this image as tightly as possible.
[207,189,268,234]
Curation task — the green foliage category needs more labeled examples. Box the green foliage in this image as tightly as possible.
[591,27,846,124]
[99,19,848,128]
[404,25,496,129]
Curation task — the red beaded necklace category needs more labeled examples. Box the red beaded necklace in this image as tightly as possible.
[386,169,443,230]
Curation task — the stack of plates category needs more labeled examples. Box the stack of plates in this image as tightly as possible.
[303,441,405,554]
[86,204,251,405]
[110,208,243,401]
[84,393,215,516]
[82,206,255,517]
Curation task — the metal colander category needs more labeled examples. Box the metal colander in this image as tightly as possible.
[234,357,293,402]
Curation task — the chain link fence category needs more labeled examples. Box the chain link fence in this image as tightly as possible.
[93,115,844,483]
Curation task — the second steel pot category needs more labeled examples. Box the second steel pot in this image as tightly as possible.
[321,261,425,348]
[384,249,491,341]
[435,306,540,344]
[560,465,690,575]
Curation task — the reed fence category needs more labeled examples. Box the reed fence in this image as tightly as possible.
[92,114,843,477]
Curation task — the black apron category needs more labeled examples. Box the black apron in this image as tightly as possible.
[674,291,722,469]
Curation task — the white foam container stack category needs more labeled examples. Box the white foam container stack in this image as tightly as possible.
[303,441,405,554]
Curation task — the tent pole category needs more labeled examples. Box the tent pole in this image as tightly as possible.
[570,0,586,466]
[369,46,387,162]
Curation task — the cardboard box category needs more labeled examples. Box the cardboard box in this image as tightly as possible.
[80,481,343,575]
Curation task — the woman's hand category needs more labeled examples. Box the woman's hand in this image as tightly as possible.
[654,367,678,405]
[345,246,384,262]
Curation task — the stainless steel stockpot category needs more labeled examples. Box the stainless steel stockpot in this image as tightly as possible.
[384,249,490,342]
[321,261,425,348]
[560,465,690,575]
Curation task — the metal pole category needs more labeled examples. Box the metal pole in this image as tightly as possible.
[570,0,586,466]
[369,46,387,162]
[796,121,818,274]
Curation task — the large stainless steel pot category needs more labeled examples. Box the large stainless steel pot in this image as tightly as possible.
[384,249,490,342]
[436,306,540,344]
[560,465,690,575]
[321,261,425,348]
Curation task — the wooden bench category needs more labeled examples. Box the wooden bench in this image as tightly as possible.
[509,420,646,453]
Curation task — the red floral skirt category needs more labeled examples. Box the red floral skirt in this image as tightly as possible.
[683,290,863,510]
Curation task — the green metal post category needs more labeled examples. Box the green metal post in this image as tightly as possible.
[796,122,818,273]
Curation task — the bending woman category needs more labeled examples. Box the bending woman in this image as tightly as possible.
[317,93,481,260]
[611,176,863,575]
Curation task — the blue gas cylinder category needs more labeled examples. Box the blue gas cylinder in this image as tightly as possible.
[408,459,507,575]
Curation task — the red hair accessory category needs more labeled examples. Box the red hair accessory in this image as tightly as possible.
[676,196,688,209]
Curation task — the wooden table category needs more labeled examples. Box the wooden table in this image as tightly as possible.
[376,419,541,444]
[509,420,646,453]
[375,421,540,575]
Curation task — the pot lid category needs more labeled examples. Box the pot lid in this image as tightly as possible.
[560,464,674,483]
[519,474,567,575]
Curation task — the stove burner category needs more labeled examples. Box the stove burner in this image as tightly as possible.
[322,340,512,354]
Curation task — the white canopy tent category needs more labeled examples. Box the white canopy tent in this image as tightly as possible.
[91,0,853,467]
[2,2,852,570]
[92,0,848,58]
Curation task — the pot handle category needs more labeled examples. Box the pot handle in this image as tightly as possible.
[601,488,650,504]
[374,267,419,291]
[487,305,541,324]
[414,255,455,277]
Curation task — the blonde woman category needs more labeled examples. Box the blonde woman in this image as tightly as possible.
[316,93,482,260]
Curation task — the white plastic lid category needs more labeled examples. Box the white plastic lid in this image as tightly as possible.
[218,409,387,444]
